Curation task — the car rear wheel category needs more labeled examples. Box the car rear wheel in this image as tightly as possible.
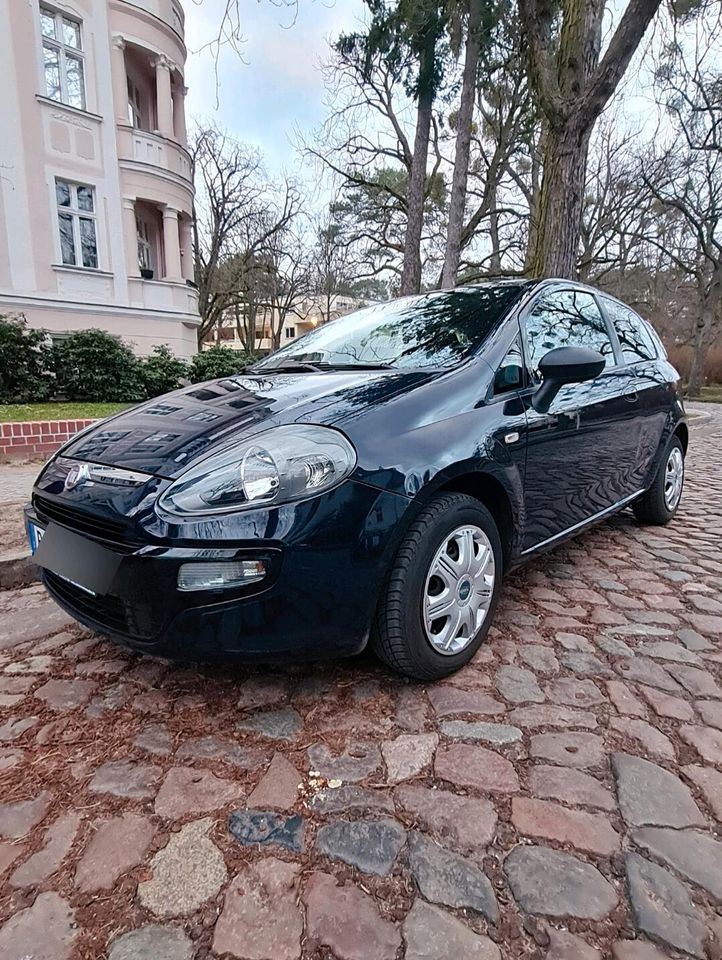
[632,435,685,525]
[372,493,503,680]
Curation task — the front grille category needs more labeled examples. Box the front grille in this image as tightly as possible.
[33,494,142,549]
[44,571,157,641]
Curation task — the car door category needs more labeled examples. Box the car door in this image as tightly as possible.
[599,297,670,489]
[519,287,641,553]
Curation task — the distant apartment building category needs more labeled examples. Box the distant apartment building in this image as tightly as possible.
[212,293,366,354]
[0,0,199,357]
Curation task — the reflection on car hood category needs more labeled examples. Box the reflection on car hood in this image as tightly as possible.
[60,369,434,478]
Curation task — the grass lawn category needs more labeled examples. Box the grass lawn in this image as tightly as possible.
[694,385,722,404]
[0,402,134,422]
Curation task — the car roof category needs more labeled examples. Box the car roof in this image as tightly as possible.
[464,277,643,313]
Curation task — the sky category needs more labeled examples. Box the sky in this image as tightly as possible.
[183,0,366,175]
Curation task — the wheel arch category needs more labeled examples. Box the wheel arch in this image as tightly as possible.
[432,471,516,571]
[673,420,689,454]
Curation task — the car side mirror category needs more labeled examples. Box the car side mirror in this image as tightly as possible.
[531,346,606,413]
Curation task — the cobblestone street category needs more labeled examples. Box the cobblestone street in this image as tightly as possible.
[0,405,721,960]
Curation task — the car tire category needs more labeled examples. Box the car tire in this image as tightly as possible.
[371,492,503,681]
[632,435,685,525]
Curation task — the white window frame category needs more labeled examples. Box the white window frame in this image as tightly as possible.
[40,4,86,110]
[127,77,142,129]
[285,326,296,339]
[55,178,98,269]
[136,214,153,272]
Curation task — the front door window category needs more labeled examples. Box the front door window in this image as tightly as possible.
[524,290,615,380]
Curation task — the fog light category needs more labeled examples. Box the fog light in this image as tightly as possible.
[177,560,266,592]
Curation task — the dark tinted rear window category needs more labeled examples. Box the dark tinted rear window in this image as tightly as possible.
[254,282,530,371]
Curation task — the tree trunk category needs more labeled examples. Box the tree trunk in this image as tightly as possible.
[441,0,483,289]
[523,124,544,273]
[400,36,436,296]
[519,0,662,279]
[687,308,710,398]
[687,280,720,397]
[527,120,592,278]
[488,181,501,274]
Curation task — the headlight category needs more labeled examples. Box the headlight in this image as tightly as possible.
[157,425,357,517]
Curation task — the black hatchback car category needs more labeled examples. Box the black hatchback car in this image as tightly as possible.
[26,279,687,679]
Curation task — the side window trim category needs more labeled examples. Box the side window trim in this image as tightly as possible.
[594,294,624,367]
[518,288,557,387]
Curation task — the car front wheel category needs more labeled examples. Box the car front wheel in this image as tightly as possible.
[372,493,503,680]
[632,435,685,525]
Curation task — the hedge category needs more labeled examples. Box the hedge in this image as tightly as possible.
[0,315,255,405]
[0,316,54,404]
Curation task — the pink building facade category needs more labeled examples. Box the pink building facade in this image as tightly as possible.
[0,0,199,357]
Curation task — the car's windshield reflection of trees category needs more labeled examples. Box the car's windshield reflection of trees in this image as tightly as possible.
[262,283,529,370]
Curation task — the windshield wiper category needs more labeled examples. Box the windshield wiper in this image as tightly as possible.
[317,362,395,371]
[251,360,396,374]
[251,361,326,374]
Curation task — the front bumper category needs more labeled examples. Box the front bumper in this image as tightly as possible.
[25,478,412,662]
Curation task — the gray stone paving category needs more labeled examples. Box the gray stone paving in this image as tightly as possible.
[0,403,720,958]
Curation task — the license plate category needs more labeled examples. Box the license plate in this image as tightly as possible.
[28,522,45,555]
[33,522,118,596]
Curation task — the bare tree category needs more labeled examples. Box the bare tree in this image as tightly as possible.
[442,0,484,288]
[191,123,300,345]
[641,25,722,395]
[336,1,449,296]
[264,230,313,350]
[311,206,357,325]
[456,37,536,280]
[578,121,650,285]
[306,46,446,289]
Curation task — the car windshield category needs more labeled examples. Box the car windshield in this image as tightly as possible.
[252,282,530,372]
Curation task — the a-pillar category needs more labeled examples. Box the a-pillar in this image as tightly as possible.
[152,55,175,138]
[111,36,128,125]
[122,198,139,278]
[162,207,182,281]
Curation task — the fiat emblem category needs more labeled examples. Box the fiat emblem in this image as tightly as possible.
[64,463,90,491]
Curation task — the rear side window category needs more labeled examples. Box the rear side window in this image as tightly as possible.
[524,290,615,380]
[602,299,659,363]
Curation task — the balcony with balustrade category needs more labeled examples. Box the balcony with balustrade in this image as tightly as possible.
[111,36,192,195]
[108,8,195,311]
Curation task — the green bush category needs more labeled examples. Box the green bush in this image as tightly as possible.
[140,345,189,398]
[0,315,53,404]
[1,319,252,406]
[53,329,144,402]
[189,345,253,382]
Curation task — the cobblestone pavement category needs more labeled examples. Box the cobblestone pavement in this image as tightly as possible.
[0,406,721,960]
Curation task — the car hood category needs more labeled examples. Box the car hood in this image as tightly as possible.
[59,369,435,478]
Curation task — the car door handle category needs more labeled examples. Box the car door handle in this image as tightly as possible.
[624,392,638,403]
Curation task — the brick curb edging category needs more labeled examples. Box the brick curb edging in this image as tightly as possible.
[0,553,38,589]
[0,418,96,459]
